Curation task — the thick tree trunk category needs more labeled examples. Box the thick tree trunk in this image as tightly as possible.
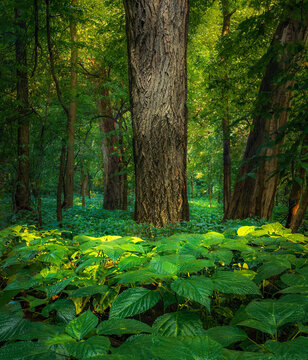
[63,0,78,209]
[15,7,31,211]
[225,10,308,220]
[97,94,122,210]
[124,0,190,226]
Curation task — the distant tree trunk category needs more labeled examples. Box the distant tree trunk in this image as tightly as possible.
[221,0,234,215]
[191,172,194,200]
[96,78,122,210]
[15,6,31,211]
[80,163,88,207]
[118,121,128,210]
[63,0,78,209]
[124,0,190,226]
[57,144,66,224]
[290,184,308,233]
[224,10,308,220]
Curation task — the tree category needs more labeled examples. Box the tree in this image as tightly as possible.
[224,3,308,220]
[15,4,31,211]
[220,0,235,215]
[123,0,190,226]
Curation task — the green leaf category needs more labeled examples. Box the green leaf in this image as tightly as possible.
[264,337,308,359]
[202,232,225,246]
[179,259,215,273]
[238,300,305,336]
[65,335,110,359]
[212,271,261,295]
[0,341,49,359]
[42,299,76,324]
[254,261,290,282]
[153,311,206,337]
[206,326,248,347]
[47,277,75,298]
[97,318,152,335]
[279,285,308,294]
[70,285,109,298]
[115,269,167,284]
[66,309,98,340]
[0,302,28,341]
[170,276,213,311]
[109,287,160,319]
[117,256,146,271]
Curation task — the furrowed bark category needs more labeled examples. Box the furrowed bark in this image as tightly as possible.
[225,8,308,220]
[124,0,190,226]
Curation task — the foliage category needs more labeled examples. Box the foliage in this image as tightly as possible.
[0,218,307,359]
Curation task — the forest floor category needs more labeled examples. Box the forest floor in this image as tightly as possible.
[0,194,301,236]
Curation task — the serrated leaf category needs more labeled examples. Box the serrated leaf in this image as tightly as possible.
[109,287,160,319]
[152,311,205,337]
[212,271,261,295]
[179,259,215,274]
[97,318,152,335]
[0,302,28,341]
[264,337,308,359]
[206,326,248,347]
[65,335,110,359]
[0,341,49,359]
[66,309,98,340]
[70,285,109,298]
[171,276,213,311]
[42,299,76,324]
[47,277,75,298]
[254,261,290,282]
[117,256,146,271]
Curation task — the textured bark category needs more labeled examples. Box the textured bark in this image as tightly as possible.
[96,82,122,210]
[15,7,31,211]
[63,0,78,209]
[124,0,190,226]
[286,136,307,228]
[225,11,308,220]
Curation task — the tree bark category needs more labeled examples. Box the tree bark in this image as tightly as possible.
[15,6,31,211]
[290,183,308,233]
[96,79,122,210]
[224,9,308,220]
[124,0,190,226]
[57,144,66,224]
[63,0,78,209]
[286,136,307,229]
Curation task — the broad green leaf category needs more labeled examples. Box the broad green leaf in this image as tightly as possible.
[264,337,308,359]
[206,326,247,347]
[280,285,308,294]
[109,287,160,319]
[212,271,261,295]
[65,335,110,359]
[254,261,290,282]
[202,232,225,246]
[153,311,206,337]
[238,300,306,335]
[0,302,28,341]
[70,285,109,298]
[42,299,76,324]
[207,250,233,265]
[179,259,215,273]
[280,273,307,287]
[222,349,274,359]
[97,318,152,335]
[171,276,213,311]
[117,256,146,271]
[237,226,256,237]
[115,269,168,284]
[0,341,49,359]
[66,309,98,340]
[47,277,75,298]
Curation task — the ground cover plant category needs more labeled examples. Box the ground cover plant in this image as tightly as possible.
[0,216,307,359]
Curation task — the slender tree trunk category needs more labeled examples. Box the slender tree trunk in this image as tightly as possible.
[63,0,78,209]
[221,0,234,215]
[224,10,308,220]
[290,184,308,233]
[191,172,194,200]
[96,89,122,210]
[286,136,307,229]
[80,163,85,207]
[15,6,31,211]
[57,144,66,224]
[124,0,190,226]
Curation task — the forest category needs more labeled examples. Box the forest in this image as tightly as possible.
[0,0,307,359]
